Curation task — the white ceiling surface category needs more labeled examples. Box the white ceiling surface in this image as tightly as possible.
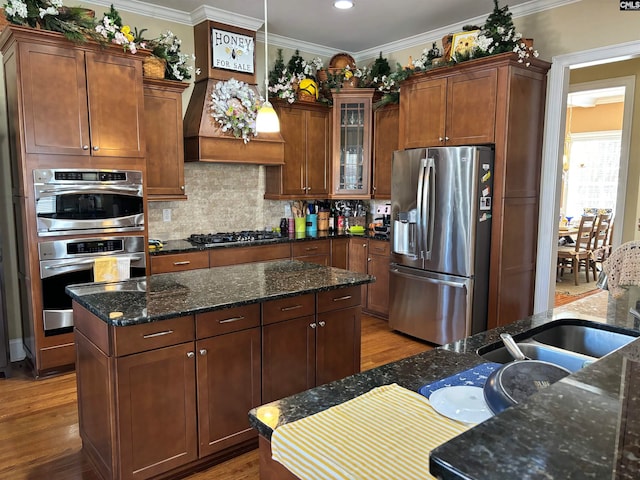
[94,0,577,59]
[568,87,626,108]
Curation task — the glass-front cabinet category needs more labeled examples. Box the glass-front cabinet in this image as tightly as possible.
[331,88,375,198]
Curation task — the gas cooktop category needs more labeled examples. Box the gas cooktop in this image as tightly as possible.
[188,231,282,246]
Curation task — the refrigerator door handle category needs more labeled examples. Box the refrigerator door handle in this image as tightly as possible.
[423,157,435,260]
[391,267,468,291]
[416,157,427,260]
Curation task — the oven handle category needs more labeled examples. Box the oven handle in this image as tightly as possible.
[36,185,142,197]
[42,255,144,271]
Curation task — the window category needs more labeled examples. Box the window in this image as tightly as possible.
[562,130,621,219]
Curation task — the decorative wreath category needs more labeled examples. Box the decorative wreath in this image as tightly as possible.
[210,79,261,144]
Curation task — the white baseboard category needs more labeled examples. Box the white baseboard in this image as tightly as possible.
[9,338,26,362]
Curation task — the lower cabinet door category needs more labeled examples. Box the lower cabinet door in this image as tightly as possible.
[116,342,198,480]
[262,315,316,403]
[196,328,261,457]
[316,306,361,386]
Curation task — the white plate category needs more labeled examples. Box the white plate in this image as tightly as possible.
[428,386,493,424]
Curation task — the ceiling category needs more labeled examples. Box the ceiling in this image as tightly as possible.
[97,0,564,58]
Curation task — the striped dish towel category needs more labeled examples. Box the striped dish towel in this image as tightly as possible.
[270,383,472,479]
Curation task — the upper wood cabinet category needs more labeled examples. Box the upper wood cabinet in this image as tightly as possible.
[399,67,496,149]
[330,88,375,199]
[372,104,399,199]
[144,78,189,200]
[265,101,330,199]
[13,37,145,158]
[398,53,551,330]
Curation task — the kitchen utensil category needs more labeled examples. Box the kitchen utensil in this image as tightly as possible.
[483,334,571,414]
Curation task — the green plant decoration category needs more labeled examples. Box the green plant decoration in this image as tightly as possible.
[286,49,305,77]
[482,0,517,54]
[268,48,286,88]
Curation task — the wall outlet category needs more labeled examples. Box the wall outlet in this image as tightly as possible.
[163,209,171,222]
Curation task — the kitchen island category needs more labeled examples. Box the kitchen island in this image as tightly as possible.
[66,260,373,480]
[249,288,640,479]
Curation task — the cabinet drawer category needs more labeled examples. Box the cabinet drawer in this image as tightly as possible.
[112,316,195,356]
[150,251,209,274]
[368,239,390,256]
[196,304,260,338]
[318,286,361,313]
[210,243,290,267]
[263,294,315,325]
[292,240,330,258]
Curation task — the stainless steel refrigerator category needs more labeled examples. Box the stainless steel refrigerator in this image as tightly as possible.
[389,146,494,344]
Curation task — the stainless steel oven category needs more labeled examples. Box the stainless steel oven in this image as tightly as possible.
[34,168,144,237]
[39,236,146,335]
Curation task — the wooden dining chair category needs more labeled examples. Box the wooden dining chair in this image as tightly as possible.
[590,212,613,278]
[557,214,597,285]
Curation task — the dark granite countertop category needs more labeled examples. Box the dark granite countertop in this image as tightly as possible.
[66,260,374,326]
[150,231,389,256]
[249,288,640,479]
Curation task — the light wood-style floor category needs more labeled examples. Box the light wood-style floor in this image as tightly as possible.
[0,314,430,480]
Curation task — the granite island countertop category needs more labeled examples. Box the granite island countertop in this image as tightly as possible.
[249,288,640,479]
[66,259,374,326]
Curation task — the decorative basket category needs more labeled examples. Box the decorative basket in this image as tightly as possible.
[143,56,167,79]
[297,91,317,103]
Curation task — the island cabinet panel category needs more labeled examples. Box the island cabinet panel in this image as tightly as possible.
[115,342,198,480]
[316,306,361,385]
[150,251,209,274]
[16,40,145,158]
[209,243,290,267]
[196,327,261,457]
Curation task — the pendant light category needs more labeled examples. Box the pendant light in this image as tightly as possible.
[256,0,280,133]
[334,0,354,9]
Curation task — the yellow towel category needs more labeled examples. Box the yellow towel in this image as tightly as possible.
[270,383,472,480]
[94,257,130,282]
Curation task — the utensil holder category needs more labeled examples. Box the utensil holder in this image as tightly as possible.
[294,217,306,233]
[305,214,318,233]
[318,211,330,231]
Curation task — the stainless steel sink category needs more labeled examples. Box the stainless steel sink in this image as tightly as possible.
[478,319,639,371]
[479,343,590,372]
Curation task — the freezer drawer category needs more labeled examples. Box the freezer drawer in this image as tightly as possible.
[389,265,473,345]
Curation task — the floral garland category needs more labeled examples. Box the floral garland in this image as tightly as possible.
[210,79,262,144]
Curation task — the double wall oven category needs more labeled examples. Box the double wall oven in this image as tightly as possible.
[34,168,147,336]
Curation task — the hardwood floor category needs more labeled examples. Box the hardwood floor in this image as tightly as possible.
[0,314,430,480]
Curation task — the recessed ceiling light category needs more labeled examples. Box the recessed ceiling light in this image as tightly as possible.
[334,0,354,9]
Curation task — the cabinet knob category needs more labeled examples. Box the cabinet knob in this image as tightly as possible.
[92,145,99,151]
[307,187,311,191]
[367,258,371,262]
[82,145,89,150]
[439,137,444,142]
[445,136,450,141]
[180,185,185,190]
[310,322,317,329]
[199,349,207,356]
[187,351,195,358]
[319,321,326,327]
[362,243,367,248]
[372,186,376,191]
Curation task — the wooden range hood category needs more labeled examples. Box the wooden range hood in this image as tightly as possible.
[183,21,284,165]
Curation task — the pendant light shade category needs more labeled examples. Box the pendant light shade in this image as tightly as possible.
[256,0,280,133]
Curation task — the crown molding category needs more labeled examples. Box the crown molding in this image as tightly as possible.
[87,0,579,61]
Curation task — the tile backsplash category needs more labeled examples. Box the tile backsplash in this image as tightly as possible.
[147,163,285,240]
[147,163,386,241]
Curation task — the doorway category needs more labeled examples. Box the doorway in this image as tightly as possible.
[534,42,640,313]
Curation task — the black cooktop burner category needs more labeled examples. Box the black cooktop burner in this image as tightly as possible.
[188,230,281,246]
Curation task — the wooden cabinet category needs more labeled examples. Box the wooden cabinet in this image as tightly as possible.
[264,101,330,199]
[261,287,361,403]
[330,88,375,199]
[209,243,290,267]
[398,53,550,329]
[150,251,209,274]
[372,104,399,199]
[399,67,496,149]
[291,240,330,266]
[195,305,261,457]
[143,78,189,200]
[331,237,349,269]
[15,36,145,158]
[348,238,390,318]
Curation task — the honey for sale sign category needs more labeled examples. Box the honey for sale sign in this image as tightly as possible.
[212,28,255,74]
